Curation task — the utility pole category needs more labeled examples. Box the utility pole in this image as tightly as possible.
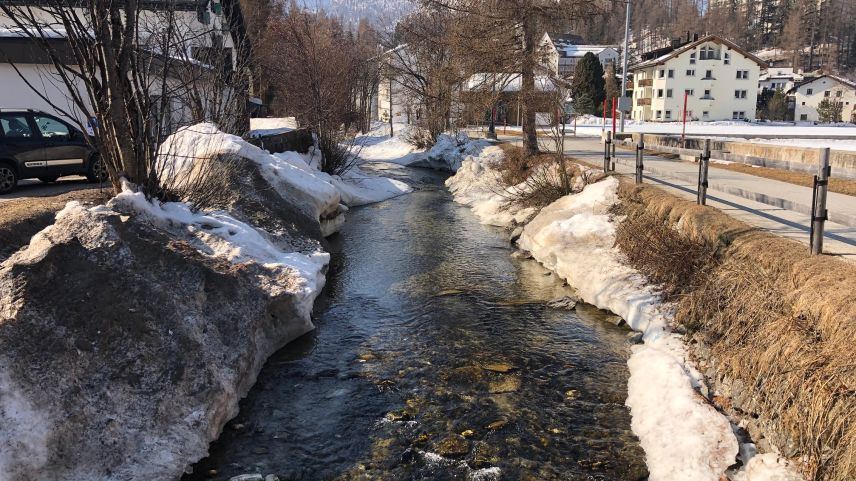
[620,0,631,132]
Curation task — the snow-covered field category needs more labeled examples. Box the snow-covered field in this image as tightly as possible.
[445,148,803,481]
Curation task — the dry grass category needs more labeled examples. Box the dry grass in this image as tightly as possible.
[617,180,856,481]
[709,162,856,197]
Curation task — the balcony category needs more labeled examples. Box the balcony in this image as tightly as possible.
[637,98,652,106]
[638,78,653,87]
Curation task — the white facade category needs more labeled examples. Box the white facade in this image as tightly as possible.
[376,75,414,123]
[791,76,856,123]
[758,67,803,93]
[630,36,764,122]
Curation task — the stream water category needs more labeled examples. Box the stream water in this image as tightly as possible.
[185,168,647,481]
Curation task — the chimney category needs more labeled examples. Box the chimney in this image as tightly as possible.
[693,33,699,42]
[671,38,681,48]
[686,31,691,43]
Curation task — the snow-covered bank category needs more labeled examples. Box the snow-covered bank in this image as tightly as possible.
[357,122,496,172]
[445,147,802,481]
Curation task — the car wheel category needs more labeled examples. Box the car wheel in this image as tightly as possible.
[38,176,59,183]
[86,155,108,183]
[0,164,17,194]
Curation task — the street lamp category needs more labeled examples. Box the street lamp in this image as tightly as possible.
[620,0,631,132]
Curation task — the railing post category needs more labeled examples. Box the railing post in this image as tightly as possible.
[610,138,616,171]
[811,148,831,255]
[636,133,644,184]
[604,131,612,173]
[697,139,710,205]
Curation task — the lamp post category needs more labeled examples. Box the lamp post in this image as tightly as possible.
[620,0,631,132]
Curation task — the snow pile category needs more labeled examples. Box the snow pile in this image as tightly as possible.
[446,158,802,480]
[110,184,329,316]
[356,122,496,172]
[444,145,535,226]
[249,117,298,138]
[0,369,50,478]
[159,123,411,235]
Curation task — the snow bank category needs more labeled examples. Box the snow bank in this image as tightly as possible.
[159,123,412,235]
[110,184,329,317]
[446,153,803,481]
[356,122,496,172]
[444,145,535,226]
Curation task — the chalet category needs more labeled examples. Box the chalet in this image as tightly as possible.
[789,75,856,123]
[758,67,804,93]
[629,35,766,121]
[541,33,618,79]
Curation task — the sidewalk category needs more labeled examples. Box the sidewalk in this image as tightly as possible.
[500,135,856,257]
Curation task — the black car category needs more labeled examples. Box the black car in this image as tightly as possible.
[0,109,107,194]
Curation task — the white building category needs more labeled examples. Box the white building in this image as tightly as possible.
[758,67,803,93]
[0,1,239,131]
[789,75,856,123]
[541,33,619,78]
[630,35,766,122]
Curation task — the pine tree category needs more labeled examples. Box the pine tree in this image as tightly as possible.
[766,89,789,121]
[817,98,844,123]
[571,52,605,116]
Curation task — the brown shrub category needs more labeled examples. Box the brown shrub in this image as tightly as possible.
[494,144,588,209]
[617,180,856,481]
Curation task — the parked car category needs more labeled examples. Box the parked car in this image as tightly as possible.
[0,109,106,194]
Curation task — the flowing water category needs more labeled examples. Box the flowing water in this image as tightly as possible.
[185,168,647,481]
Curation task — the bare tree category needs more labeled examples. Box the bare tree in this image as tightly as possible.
[423,0,609,156]
[0,1,252,198]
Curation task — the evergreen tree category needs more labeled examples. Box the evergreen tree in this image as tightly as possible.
[817,98,844,123]
[571,53,605,116]
[766,89,789,121]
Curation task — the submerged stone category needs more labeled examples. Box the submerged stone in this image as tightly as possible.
[482,363,515,373]
[434,434,470,457]
[489,376,522,393]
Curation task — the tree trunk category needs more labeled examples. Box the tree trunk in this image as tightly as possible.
[521,13,538,156]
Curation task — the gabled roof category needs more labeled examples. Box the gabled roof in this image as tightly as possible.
[630,35,767,71]
[787,75,856,94]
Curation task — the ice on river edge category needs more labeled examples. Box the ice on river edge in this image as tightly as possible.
[445,148,803,481]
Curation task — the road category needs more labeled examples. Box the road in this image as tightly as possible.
[0,176,107,202]
[499,134,856,258]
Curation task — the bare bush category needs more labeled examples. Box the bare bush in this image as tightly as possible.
[401,126,436,149]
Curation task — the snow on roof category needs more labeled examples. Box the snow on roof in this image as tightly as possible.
[555,44,616,59]
[759,68,803,82]
[788,74,856,93]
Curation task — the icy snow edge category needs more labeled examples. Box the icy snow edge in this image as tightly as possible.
[446,151,803,481]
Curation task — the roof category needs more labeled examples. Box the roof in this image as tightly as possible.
[630,35,768,71]
[465,73,561,92]
[787,75,856,94]
[556,45,617,59]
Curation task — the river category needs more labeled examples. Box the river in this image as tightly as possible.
[185,168,647,481]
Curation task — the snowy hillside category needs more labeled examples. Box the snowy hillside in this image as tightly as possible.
[300,0,414,26]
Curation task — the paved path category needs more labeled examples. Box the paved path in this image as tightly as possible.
[499,134,856,258]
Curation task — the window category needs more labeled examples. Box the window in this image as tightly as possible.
[734,90,747,99]
[824,91,830,97]
[666,89,673,98]
[736,70,749,79]
[657,89,664,98]
[0,115,33,138]
[665,110,672,119]
[732,111,746,120]
[704,70,713,79]
[659,69,665,78]
[703,111,709,119]
[836,91,843,97]
[801,102,806,105]
[702,89,712,99]
[686,69,695,76]
[724,52,730,65]
[800,114,808,120]
[690,52,696,64]
[668,69,674,78]
[32,115,70,139]
[655,110,662,119]
[807,88,813,95]
[685,89,694,96]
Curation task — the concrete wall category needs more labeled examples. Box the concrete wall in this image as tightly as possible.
[632,133,856,179]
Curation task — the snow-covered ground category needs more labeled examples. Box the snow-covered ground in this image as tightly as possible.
[502,115,856,151]
[445,149,803,481]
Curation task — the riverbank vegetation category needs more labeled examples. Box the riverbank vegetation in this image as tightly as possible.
[615,181,856,481]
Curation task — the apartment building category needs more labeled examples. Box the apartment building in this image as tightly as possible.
[630,35,766,121]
